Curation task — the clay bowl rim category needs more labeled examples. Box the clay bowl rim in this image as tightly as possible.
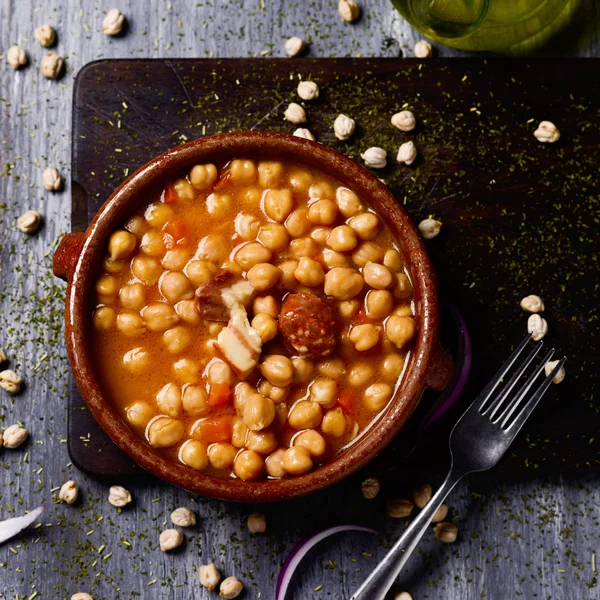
[61,131,441,503]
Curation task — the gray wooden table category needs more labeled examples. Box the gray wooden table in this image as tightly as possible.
[1,1,599,599]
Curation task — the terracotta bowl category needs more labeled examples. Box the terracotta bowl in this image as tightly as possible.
[53,131,452,502]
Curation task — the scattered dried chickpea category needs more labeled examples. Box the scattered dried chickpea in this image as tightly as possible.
[40,52,63,79]
[102,8,125,35]
[170,507,196,527]
[386,497,414,518]
[219,576,244,599]
[418,218,442,239]
[3,424,28,448]
[520,294,545,313]
[338,0,360,22]
[59,480,79,505]
[17,210,42,234]
[396,141,418,165]
[35,24,56,47]
[361,477,381,499]
[298,81,319,100]
[199,563,222,591]
[434,521,458,543]
[413,483,432,509]
[6,45,27,69]
[285,37,306,57]
[0,370,23,393]
[527,314,548,341]
[0,348,6,364]
[545,359,566,384]
[534,120,560,143]
[391,110,416,132]
[247,512,267,533]
[160,528,184,552]
[71,594,93,600]
[284,102,307,124]
[333,114,356,140]
[394,593,413,600]
[432,504,449,523]
[414,39,433,58]
[361,147,387,169]
[42,167,62,191]
[293,128,315,141]
[108,485,132,507]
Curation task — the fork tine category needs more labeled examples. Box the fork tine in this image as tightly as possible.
[484,342,545,420]
[495,348,555,426]
[503,356,566,432]
[475,334,533,412]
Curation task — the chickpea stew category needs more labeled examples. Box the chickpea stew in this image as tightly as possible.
[92,158,416,481]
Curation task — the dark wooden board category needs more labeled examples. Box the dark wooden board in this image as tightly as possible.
[70,58,600,480]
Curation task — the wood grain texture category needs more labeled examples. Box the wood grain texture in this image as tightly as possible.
[1,2,600,599]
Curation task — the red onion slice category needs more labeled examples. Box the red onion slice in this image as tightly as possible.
[276,524,379,600]
[0,504,45,545]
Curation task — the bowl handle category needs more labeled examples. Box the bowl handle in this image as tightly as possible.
[425,343,453,391]
[53,232,85,282]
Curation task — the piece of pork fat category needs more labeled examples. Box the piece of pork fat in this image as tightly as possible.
[195,271,254,322]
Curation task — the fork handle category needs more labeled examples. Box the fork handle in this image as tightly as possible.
[349,466,464,600]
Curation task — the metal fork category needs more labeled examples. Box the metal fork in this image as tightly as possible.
[351,334,566,600]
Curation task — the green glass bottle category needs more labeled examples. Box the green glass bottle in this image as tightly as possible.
[391,0,581,54]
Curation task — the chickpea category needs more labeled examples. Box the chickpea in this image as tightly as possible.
[384,249,403,271]
[175,299,201,326]
[93,306,116,331]
[292,357,314,384]
[173,178,195,201]
[234,382,255,415]
[173,358,201,384]
[159,271,194,303]
[117,284,144,311]
[283,446,313,476]
[258,223,289,252]
[257,161,284,188]
[189,163,218,190]
[126,401,154,428]
[294,429,327,457]
[338,299,360,318]
[234,242,272,271]
[251,313,278,343]
[253,295,279,319]
[263,189,294,222]
[308,199,338,226]
[243,394,276,431]
[309,180,335,200]
[258,380,289,403]
[265,448,286,478]
[131,255,162,285]
[162,248,191,271]
[288,400,323,430]
[246,429,278,455]
[229,159,257,184]
[182,385,209,416]
[382,353,405,381]
[322,249,350,270]
[290,237,319,259]
[352,242,385,268]
[321,407,347,437]
[327,225,358,252]
[185,259,218,287]
[140,230,167,257]
[145,203,174,229]
[233,450,265,481]
[348,363,373,387]
[142,302,179,332]
[123,347,150,374]
[277,260,299,290]
[116,311,146,336]
[364,383,393,412]
[156,382,182,417]
[103,257,126,274]
[207,359,233,386]
[231,416,249,448]
[240,186,263,207]
[308,377,337,409]
[126,215,147,236]
[324,267,364,300]
[365,290,393,319]
[109,230,137,260]
[96,274,118,297]
[147,416,185,447]
[259,355,294,387]
[349,324,381,351]
[363,262,393,290]
[385,316,416,349]
[208,443,237,470]
[335,187,364,217]
[317,358,346,379]
[289,169,312,193]
[285,208,311,238]
[163,326,192,354]
[349,212,379,240]
[247,263,281,292]
[393,304,414,318]
[179,439,209,470]
[206,193,232,218]
[197,235,228,263]
[234,213,260,241]
[393,273,413,299]
[293,257,324,287]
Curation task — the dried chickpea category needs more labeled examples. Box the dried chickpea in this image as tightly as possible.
[288,400,323,430]
[235,242,272,270]
[131,255,162,285]
[385,316,416,349]
[96,274,118,297]
[140,230,167,257]
[309,377,338,409]
[277,260,299,290]
[163,326,192,354]
[335,187,364,217]
[265,448,286,478]
[247,263,281,291]
[283,446,313,476]
[173,178,195,201]
[160,271,194,302]
[382,353,404,381]
[253,295,279,318]
[364,262,394,290]
[142,302,179,332]
[384,249,403,271]
[318,358,346,379]
[352,242,385,267]
[321,407,347,437]
[231,416,249,447]
[292,357,314,384]
[258,161,284,187]
[229,159,257,184]
[364,383,393,412]
[234,213,260,241]
[365,290,393,318]
[393,273,413,299]
[145,203,174,229]
[182,385,209,416]
[93,306,116,331]
[263,189,294,222]
[349,212,379,240]
[162,248,191,271]
[308,199,338,225]
[116,311,145,336]
[258,380,289,402]
[173,358,201,384]
[294,257,325,287]
[243,394,276,431]
[126,401,154,428]
[294,429,326,457]
[208,443,237,469]
[109,230,137,260]
[246,429,278,455]
[147,416,185,448]
[175,299,201,326]
[349,324,381,351]
[348,363,373,387]
[257,223,289,252]
[190,163,218,190]
[185,259,218,287]
[327,225,358,252]
[156,383,182,417]
[285,208,311,237]
[197,235,228,263]
[179,439,209,470]
[251,313,278,343]
[324,267,364,300]
[206,193,232,218]
[234,450,265,481]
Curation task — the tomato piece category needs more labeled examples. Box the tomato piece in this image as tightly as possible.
[163,184,178,204]
[208,383,233,407]
[337,389,356,413]
[163,220,189,248]
[196,415,233,444]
